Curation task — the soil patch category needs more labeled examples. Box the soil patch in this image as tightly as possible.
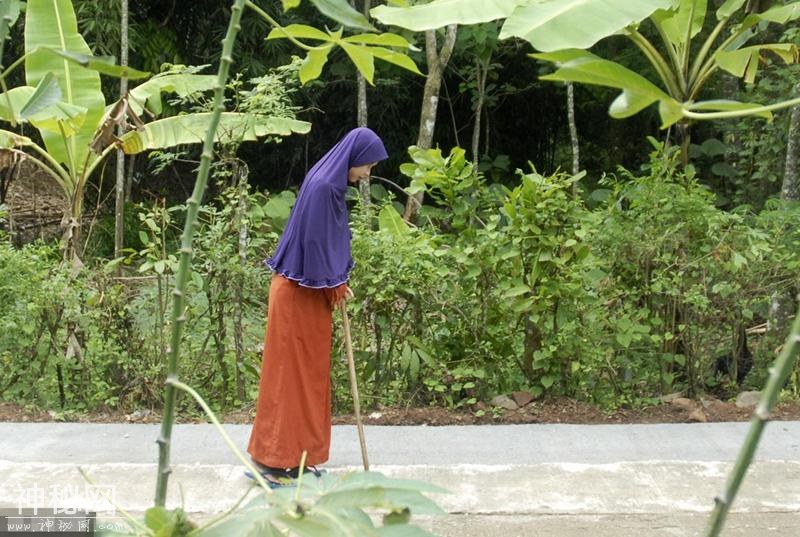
[2,396,799,426]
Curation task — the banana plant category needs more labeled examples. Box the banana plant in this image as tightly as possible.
[372,0,800,158]
[0,0,310,264]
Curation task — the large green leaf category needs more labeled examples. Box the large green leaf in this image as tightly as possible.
[677,0,708,40]
[757,1,800,24]
[18,72,61,118]
[119,113,311,154]
[378,205,410,238]
[609,89,662,118]
[716,43,798,84]
[300,46,333,85]
[371,0,526,31]
[716,0,747,19]
[265,25,336,84]
[309,0,375,32]
[267,24,333,42]
[268,26,419,84]
[657,0,708,46]
[24,0,105,173]
[127,73,217,116]
[0,85,87,134]
[535,49,686,127]
[195,506,283,537]
[340,42,375,84]
[0,86,36,121]
[500,0,673,51]
[534,49,672,116]
[47,49,150,80]
[366,46,422,75]
[316,487,444,516]
[27,101,88,135]
[343,32,416,49]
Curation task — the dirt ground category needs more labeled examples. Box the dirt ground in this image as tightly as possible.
[2,395,799,426]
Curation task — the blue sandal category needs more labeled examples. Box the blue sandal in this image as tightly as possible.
[243,466,296,488]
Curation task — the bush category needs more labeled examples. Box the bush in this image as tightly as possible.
[3,144,799,414]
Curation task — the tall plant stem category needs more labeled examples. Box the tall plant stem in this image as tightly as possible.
[683,96,800,120]
[154,0,247,507]
[678,0,696,89]
[706,302,800,536]
[650,20,686,93]
[626,29,681,98]
[687,17,727,88]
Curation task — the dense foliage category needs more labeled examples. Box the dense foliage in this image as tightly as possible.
[2,143,798,414]
[1,0,799,418]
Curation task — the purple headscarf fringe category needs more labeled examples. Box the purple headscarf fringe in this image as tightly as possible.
[265,259,354,289]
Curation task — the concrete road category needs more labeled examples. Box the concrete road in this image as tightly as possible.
[1,422,799,536]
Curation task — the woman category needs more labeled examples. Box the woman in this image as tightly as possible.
[247,127,388,486]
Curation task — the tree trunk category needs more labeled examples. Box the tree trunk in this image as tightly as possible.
[678,122,691,168]
[770,82,800,339]
[403,24,457,222]
[567,82,580,175]
[114,0,129,273]
[62,192,83,265]
[354,0,371,207]
[781,82,800,202]
[471,57,489,169]
[233,163,249,403]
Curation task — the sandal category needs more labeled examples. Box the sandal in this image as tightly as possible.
[243,466,296,489]
[288,465,327,478]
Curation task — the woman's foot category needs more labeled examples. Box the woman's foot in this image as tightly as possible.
[245,460,296,488]
[287,465,326,478]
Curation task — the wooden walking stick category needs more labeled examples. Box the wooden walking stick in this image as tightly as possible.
[339,302,369,471]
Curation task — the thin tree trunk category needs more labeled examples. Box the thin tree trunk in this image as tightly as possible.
[403,24,457,221]
[678,122,691,169]
[567,82,580,175]
[781,82,800,202]
[471,57,489,168]
[114,0,129,273]
[233,163,248,403]
[124,154,135,201]
[354,0,371,207]
[770,82,800,339]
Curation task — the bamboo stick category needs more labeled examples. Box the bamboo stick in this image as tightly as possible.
[154,0,248,507]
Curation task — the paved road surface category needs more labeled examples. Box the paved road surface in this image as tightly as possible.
[1,422,799,536]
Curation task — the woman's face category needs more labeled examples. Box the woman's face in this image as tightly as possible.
[348,162,377,184]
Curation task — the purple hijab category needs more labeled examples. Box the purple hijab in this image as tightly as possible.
[266,127,388,288]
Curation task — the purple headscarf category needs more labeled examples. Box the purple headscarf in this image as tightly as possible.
[266,127,388,288]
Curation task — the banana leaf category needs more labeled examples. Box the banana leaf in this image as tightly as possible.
[119,113,311,155]
[24,0,105,172]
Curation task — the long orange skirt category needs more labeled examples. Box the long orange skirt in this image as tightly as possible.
[247,275,334,468]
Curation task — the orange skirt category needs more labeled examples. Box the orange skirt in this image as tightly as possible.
[247,275,335,468]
